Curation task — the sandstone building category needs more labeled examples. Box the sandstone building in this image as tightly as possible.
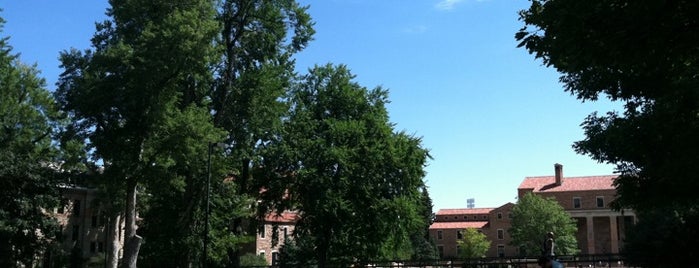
[53,184,125,266]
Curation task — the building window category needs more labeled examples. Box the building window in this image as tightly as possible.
[437,245,444,258]
[73,200,81,217]
[91,215,98,228]
[437,230,443,240]
[597,196,605,208]
[100,213,108,227]
[497,229,504,240]
[497,212,502,219]
[463,216,468,220]
[508,212,513,219]
[259,226,265,238]
[283,227,288,240]
[497,245,505,257]
[272,252,280,266]
[454,216,458,220]
[58,199,67,214]
[457,230,463,239]
[72,225,80,241]
[258,251,265,259]
[573,197,582,209]
[90,242,96,253]
[456,245,461,256]
[98,241,104,253]
[482,215,487,219]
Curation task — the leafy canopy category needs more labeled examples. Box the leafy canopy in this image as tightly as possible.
[0,14,63,267]
[277,64,431,266]
[211,1,315,266]
[509,193,578,256]
[57,0,229,266]
[516,0,699,212]
[457,228,490,259]
[517,1,699,265]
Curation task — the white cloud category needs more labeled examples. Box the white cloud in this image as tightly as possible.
[435,0,464,10]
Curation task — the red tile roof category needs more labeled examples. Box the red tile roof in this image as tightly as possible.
[436,208,494,215]
[430,221,489,229]
[518,175,617,192]
[264,211,299,223]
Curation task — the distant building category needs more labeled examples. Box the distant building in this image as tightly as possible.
[53,184,125,265]
[517,164,636,255]
[431,164,635,258]
[245,211,298,265]
[429,204,518,258]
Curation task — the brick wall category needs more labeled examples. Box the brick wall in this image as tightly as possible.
[536,189,616,210]
[486,204,517,257]
[256,222,295,265]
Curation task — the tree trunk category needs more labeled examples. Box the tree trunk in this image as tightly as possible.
[106,213,122,268]
[121,179,142,268]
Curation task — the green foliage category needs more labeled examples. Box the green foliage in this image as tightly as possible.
[239,253,268,266]
[56,0,233,266]
[509,193,578,256]
[517,0,699,212]
[0,15,63,266]
[409,188,438,261]
[213,0,315,208]
[620,208,699,268]
[274,64,431,266]
[211,1,315,265]
[517,0,699,264]
[457,228,490,259]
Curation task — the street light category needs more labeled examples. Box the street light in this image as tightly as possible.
[204,142,227,268]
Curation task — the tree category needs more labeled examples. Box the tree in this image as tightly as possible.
[509,193,578,256]
[620,208,699,267]
[0,14,63,267]
[56,0,221,267]
[457,228,490,259]
[212,0,314,266]
[409,187,438,261]
[275,64,431,267]
[516,1,699,265]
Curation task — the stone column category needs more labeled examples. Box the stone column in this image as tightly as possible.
[586,216,595,254]
[610,216,619,254]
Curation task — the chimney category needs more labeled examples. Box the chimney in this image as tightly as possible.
[554,163,563,186]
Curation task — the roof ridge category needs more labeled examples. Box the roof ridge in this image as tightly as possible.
[440,207,496,210]
[525,174,616,179]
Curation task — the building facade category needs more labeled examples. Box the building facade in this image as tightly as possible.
[429,204,518,258]
[250,211,298,265]
[431,164,635,258]
[53,184,125,265]
[517,164,635,255]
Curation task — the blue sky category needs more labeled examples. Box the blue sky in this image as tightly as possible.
[2,0,619,211]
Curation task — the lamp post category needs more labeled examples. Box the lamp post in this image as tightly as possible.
[204,142,227,268]
[203,142,212,268]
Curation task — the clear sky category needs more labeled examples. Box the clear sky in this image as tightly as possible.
[2,0,619,211]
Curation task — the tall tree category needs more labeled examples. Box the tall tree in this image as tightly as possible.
[212,0,314,266]
[0,14,62,267]
[409,187,438,261]
[509,193,578,256]
[56,0,220,266]
[457,228,490,259]
[276,64,431,267]
[516,1,699,265]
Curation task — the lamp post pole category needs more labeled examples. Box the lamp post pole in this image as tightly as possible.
[204,142,212,268]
